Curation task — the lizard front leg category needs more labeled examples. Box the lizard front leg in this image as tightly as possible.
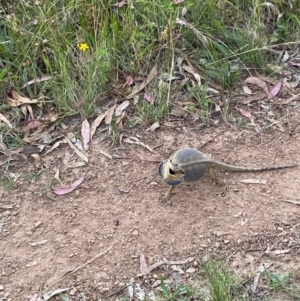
[161,186,175,203]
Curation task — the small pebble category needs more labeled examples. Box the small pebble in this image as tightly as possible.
[132,230,139,236]
[69,288,77,296]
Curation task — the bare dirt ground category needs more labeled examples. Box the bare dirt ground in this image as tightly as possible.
[1,113,300,300]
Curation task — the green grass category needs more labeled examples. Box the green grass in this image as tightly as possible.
[152,261,300,301]
[0,0,300,139]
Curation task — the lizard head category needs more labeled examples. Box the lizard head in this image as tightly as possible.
[158,159,184,186]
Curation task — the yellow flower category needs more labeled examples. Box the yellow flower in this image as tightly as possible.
[78,43,89,51]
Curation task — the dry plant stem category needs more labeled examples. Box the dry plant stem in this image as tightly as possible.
[46,241,117,289]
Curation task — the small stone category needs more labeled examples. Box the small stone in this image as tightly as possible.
[0,285,4,291]
[100,287,109,293]
[186,267,196,274]
[69,288,77,295]
[224,240,230,244]
[193,260,198,267]
[132,230,139,236]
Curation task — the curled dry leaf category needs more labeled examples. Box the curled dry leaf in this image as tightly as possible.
[81,119,90,151]
[31,153,42,168]
[115,100,129,116]
[53,175,85,195]
[240,179,267,184]
[124,75,134,86]
[289,60,300,67]
[268,82,282,100]
[240,92,266,104]
[0,113,12,128]
[146,121,160,132]
[20,76,52,89]
[21,120,43,133]
[182,64,201,85]
[242,85,252,95]
[90,105,116,139]
[105,105,116,124]
[239,108,255,124]
[123,136,153,152]
[30,239,48,247]
[143,92,152,103]
[90,112,107,139]
[42,288,70,301]
[42,140,64,156]
[126,65,158,99]
[176,18,209,47]
[140,254,150,275]
[65,137,88,162]
[7,90,39,106]
[243,77,269,96]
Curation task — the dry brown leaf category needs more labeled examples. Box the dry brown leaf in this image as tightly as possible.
[20,76,52,89]
[105,105,116,124]
[175,18,209,47]
[126,65,157,99]
[276,93,300,104]
[81,119,90,151]
[99,150,112,159]
[53,175,85,195]
[31,153,42,168]
[242,85,252,95]
[170,107,187,117]
[20,145,44,156]
[115,100,130,116]
[123,137,153,152]
[0,113,12,128]
[240,179,267,184]
[268,82,282,100]
[243,77,269,96]
[30,239,48,247]
[54,167,62,183]
[65,137,88,162]
[90,106,116,139]
[66,162,86,168]
[21,105,28,117]
[21,120,43,133]
[42,140,64,156]
[26,104,34,119]
[7,90,39,106]
[240,92,266,104]
[182,64,201,84]
[140,254,150,275]
[238,108,257,128]
[282,199,300,205]
[146,121,160,132]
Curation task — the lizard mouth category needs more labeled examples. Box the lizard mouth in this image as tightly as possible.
[158,160,184,186]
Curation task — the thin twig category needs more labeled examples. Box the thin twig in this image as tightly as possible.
[46,241,117,289]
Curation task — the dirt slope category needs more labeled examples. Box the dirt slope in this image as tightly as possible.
[1,118,300,300]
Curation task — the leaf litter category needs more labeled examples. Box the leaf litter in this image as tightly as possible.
[53,174,85,196]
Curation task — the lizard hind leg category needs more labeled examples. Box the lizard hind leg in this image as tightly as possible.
[208,168,228,196]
